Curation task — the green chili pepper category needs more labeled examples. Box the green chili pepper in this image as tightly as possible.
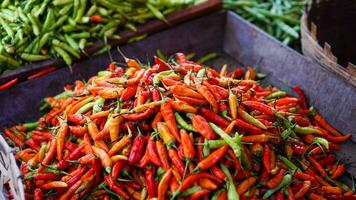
[153,70,174,85]
[175,112,197,132]
[312,137,329,151]
[53,46,72,66]
[54,90,73,99]
[211,189,225,200]
[181,186,203,197]
[23,121,39,131]
[203,139,210,157]
[279,156,297,170]
[197,53,219,65]
[93,97,105,114]
[294,125,322,135]
[210,122,242,158]
[76,102,95,114]
[263,174,292,199]
[221,164,240,200]
[266,91,287,99]
[20,53,49,62]
[239,109,267,129]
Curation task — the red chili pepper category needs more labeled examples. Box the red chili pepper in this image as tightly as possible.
[25,138,41,151]
[180,129,195,160]
[200,107,230,127]
[154,56,170,71]
[318,154,336,166]
[174,95,207,105]
[28,67,56,80]
[145,169,157,198]
[128,131,147,165]
[275,191,284,200]
[121,86,137,101]
[307,155,327,177]
[266,169,285,188]
[168,148,185,175]
[3,128,25,147]
[66,167,87,188]
[235,118,264,135]
[0,78,18,91]
[263,144,271,174]
[111,160,126,181]
[58,145,84,170]
[192,114,216,140]
[161,102,180,142]
[123,108,153,121]
[178,173,222,192]
[34,188,44,200]
[156,140,170,171]
[195,83,219,113]
[190,189,210,200]
[295,180,311,199]
[39,138,57,172]
[291,143,306,155]
[196,145,229,171]
[227,68,243,78]
[31,173,61,181]
[104,175,129,199]
[90,15,103,23]
[294,170,315,181]
[211,165,226,180]
[147,139,162,166]
[92,146,112,173]
[203,81,222,101]
[325,134,352,143]
[243,101,276,115]
[330,164,345,179]
[312,111,341,136]
[292,85,308,109]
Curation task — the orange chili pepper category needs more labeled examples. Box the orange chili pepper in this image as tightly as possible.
[195,145,229,171]
[92,146,112,173]
[180,129,195,160]
[161,102,180,142]
[56,119,68,161]
[156,140,171,171]
[195,82,218,113]
[168,98,198,113]
[236,176,256,195]
[158,168,172,200]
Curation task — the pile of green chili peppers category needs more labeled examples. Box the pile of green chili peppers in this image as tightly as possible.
[224,0,308,50]
[0,0,203,74]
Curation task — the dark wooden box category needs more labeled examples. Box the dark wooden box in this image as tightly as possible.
[0,11,355,176]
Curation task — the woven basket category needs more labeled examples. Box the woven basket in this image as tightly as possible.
[301,0,356,87]
[0,134,24,200]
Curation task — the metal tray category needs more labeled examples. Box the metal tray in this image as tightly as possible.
[0,10,355,177]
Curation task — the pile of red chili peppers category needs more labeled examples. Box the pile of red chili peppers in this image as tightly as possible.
[3,53,355,200]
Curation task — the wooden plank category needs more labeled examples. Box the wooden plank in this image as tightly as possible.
[0,0,222,86]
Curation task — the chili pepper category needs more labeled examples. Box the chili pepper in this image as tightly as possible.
[39,138,57,172]
[307,155,327,177]
[192,115,216,139]
[3,128,25,147]
[210,122,242,159]
[267,169,286,188]
[279,156,298,170]
[156,140,171,171]
[25,138,40,151]
[57,119,68,161]
[330,164,345,179]
[147,139,162,166]
[195,145,229,171]
[174,95,207,105]
[170,84,204,99]
[243,101,276,115]
[158,168,172,200]
[128,129,147,165]
[195,82,219,113]
[229,91,238,119]
[175,112,197,132]
[104,175,130,199]
[200,107,230,127]
[238,107,267,129]
[237,176,256,195]
[220,164,240,200]
[180,129,195,160]
[92,146,112,173]
[66,166,87,188]
[292,86,308,109]
[262,144,271,174]
[108,135,131,156]
[168,148,185,175]
[325,134,352,143]
[42,181,67,190]
[145,169,157,198]
[0,78,18,91]
[322,186,343,195]
[168,98,197,113]
[294,170,315,181]
[263,174,292,199]
[294,180,311,198]
[59,180,82,200]
[235,118,264,135]
[160,102,180,142]
[310,107,341,136]
[190,189,210,200]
